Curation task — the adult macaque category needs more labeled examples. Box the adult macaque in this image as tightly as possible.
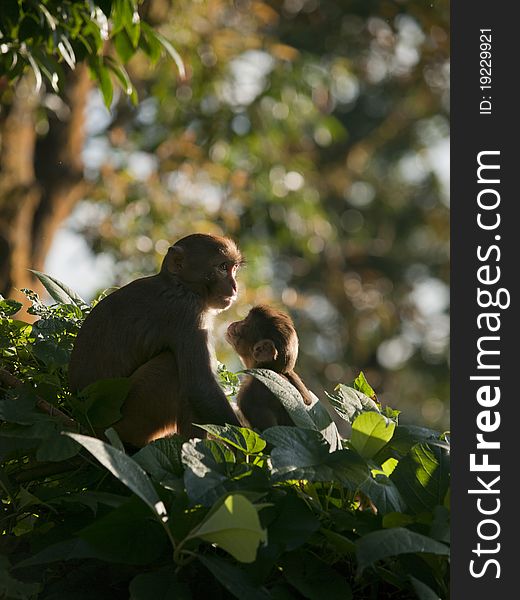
[69,233,243,446]
[225,305,313,430]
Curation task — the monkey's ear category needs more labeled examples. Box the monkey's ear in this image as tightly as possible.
[252,339,278,363]
[162,246,185,274]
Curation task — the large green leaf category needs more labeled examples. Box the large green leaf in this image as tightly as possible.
[245,369,341,449]
[325,384,380,425]
[182,438,235,506]
[196,424,267,455]
[351,411,395,459]
[188,493,267,563]
[64,433,168,523]
[244,369,317,429]
[267,493,320,552]
[198,555,270,600]
[133,435,185,482]
[359,474,406,515]
[29,270,86,307]
[78,497,169,565]
[79,377,130,428]
[264,427,368,489]
[355,528,449,573]
[391,444,450,515]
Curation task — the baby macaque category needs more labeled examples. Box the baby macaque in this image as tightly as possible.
[225,305,313,430]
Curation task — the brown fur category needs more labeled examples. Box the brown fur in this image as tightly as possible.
[69,234,243,446]
[226,305,312,430]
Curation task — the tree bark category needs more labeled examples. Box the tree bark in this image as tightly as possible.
[0,67,92,313]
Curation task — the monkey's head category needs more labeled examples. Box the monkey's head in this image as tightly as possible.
[226,305,299,373]
[161,233,244,310]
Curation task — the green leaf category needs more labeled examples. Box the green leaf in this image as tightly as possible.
[79,497,169,565]
[146,27,186,78]
[196,424,266,455]
[29,270,86,307]
[390,444,450,515]
[281,552,353,600]
[382,512,415,529]
[355,528,449,573]
[325,384,380,425]
[64,433,168,523]
[188,493,267,563]
[0,299,22,317]
[409,576,442,600]
[113,29,136,62]
[105,56,138,104]
[133,435,185,481]
[351,412,395,459]
[182,438,235,506]
[88,57,113,108]
[0,555,40,599]
[198,555,271,600]
[36,430,80,462]
[245,369,317,429]
[130,572,191,600]
[382,425,450,459]
[321,529,356,555]
[139,23,162,64]
[264,427,369,489]
[359,474,406,515]
[353,371,376,399]
[267,493,320,551]
[80,377,130,428]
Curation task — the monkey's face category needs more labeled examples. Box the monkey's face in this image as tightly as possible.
[206,261,240,310]
[162,234,244,311]
[226,317,257,368]
[226,305,299,372]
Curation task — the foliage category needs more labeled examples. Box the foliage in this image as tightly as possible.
[0,277,450,599]
[0,0,184,105]
[39,0,450,429]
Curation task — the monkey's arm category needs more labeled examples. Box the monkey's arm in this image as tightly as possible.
[175,329,240,426]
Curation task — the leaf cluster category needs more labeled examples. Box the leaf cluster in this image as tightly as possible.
[0,276,450,599]
[0,0,183,106]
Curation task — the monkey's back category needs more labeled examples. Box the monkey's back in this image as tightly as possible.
[68,274,190,391]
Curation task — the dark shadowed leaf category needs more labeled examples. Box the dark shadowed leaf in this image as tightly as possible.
[245,369,317,429]
[129,571,191,600]
[281,552,353,600]
[391,444,450,515]
[355,528,449,573]
[359,474,406,515]
[198,555,271,600]
[80,377,130,428]
[133,435,185,481]
[78,497,169,565]
[263,427,368,489]
[409,576,442,600]
[182,438,235,506]
[64,433,168,523]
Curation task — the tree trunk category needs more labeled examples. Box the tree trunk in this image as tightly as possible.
[0,67,92,314]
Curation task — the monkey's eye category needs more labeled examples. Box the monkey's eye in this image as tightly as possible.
[218,263,229,273]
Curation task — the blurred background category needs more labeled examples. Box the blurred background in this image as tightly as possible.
[0,0,449,429]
